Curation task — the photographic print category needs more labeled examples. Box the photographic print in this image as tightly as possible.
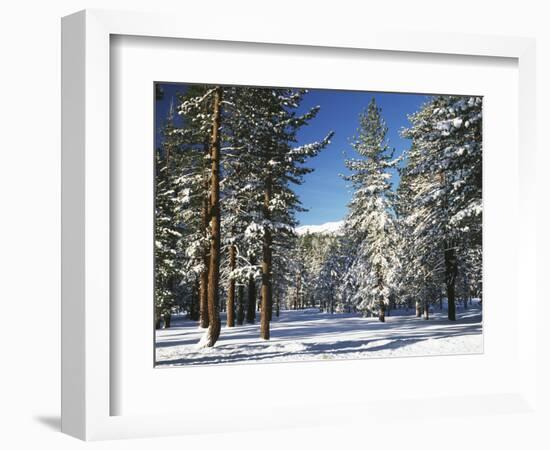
[154,83,482,367]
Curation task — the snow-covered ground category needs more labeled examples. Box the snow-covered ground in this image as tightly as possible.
[155,301,482,367]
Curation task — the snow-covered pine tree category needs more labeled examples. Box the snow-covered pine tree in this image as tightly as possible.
[226,87,333,340]
[219,88,266,327]
[203,86,223,346]
[394,142,439,319]
[154,155,180,328]
[455,244,482,308]
[343,98,400,322]
[177,86,225,346]
[271,242,295,317]
[294,232,345,312]
[316,236,346,314]
[401,96,482,321]
[336,230,360,314]
[270,200,302,317]
[154,102,185,329]
[155,95,209,327]
[176,85,332,344]
[173,85,218,329]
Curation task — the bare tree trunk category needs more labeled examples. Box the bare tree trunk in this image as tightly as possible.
[260,175,272,340]
[205,87,222,347]
[415,299,422,318]
[276,297,280,317]
[163,312,171,328]
[377,270,385,322]
[424,299,429,320]
[199,260,209,327]
[199,164,210,329]
[294,272,301,310]
[378,302,386,322]
[236,284,245,325]
[246,255,256,324]
[189,277,200,321]
[155,313,162,330]
[227,244,236,327]
[444,245,457,321]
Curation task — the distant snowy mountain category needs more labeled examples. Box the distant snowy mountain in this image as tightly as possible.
[295,220,344,236]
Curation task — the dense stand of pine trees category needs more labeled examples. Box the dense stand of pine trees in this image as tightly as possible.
[155,84,332,346]
[155,86,482,347]
[296,97,482,321]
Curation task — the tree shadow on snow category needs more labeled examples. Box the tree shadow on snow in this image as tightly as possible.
[156,320,482,367]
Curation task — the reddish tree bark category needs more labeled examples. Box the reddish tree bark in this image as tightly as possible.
[378,302,386,322]
[205,87,223,347]
[199,147,210,329]
[226,244,236,327]
[260,176,272,340]
[445,245,457,321]
[246,255,256,324]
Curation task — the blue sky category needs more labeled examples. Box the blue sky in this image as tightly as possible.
[155,83,428,226]
[293,90,427,225]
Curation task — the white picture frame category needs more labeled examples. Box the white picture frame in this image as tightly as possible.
[61,9,537,441]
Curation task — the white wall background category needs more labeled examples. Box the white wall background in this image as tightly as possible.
[0,1,547,449]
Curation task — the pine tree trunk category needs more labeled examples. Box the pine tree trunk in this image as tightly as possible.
[276,297,280,317]
[155,314,162,330]
[424,300,429,320]
[236,284,245,325]
[189,278,199,321]
[260,175,272,340]
[378,302,386,322]
[246,256,256,324]
[199,263,209,327]
[227,244,236,327]
[294,272,301,310]
[163,312,171,328]
[199,173,210,329]
[205,87,223,347]
[415,299,422,318]
[377,269,385,322]
[444,245,458,321]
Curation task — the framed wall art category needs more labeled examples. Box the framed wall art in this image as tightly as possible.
[61,9,537,440]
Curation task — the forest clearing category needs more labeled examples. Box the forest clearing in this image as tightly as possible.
[154,83,482,365]
[156,301,482,366]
